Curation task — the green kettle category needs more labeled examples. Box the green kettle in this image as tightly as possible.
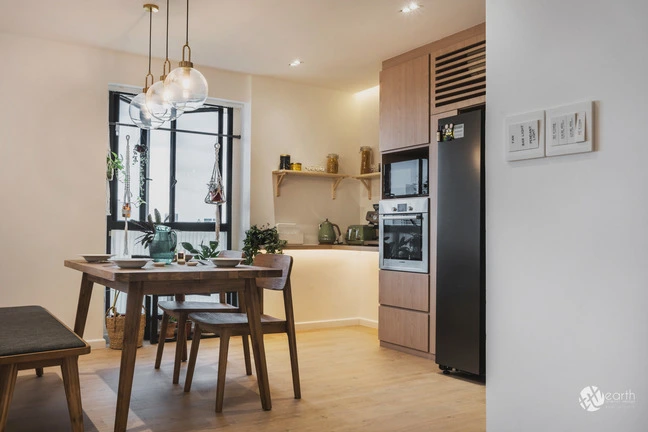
[318,219,341,244]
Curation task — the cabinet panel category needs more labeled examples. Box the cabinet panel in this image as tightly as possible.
[378,306,429,352]
[379,54,430,152]
[379,270,429,312]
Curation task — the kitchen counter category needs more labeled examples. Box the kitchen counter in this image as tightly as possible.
[282,244,379,252]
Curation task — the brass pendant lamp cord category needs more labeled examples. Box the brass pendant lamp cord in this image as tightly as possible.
[181,0,192,64]
[162,0,171,77]
[144,5,154,91]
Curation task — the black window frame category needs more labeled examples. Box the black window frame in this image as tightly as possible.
[106,90,235,251]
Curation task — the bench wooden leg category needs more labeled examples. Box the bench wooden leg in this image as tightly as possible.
[0,364,18,431]
[61,356,84,432]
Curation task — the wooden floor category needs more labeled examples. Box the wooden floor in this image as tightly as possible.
[6,326,485,432]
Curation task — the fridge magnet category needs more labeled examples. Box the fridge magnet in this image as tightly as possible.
[545,101,593,157]
[505,110,545,161]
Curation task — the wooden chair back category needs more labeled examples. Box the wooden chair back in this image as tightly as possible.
[253,254,293,291]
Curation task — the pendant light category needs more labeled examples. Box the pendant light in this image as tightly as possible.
[129,3,163,130]
[146,0,184,122]
[164,0,208,112]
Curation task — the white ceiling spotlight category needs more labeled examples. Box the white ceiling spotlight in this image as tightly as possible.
[289,59,303,67]
[401,3,422,13]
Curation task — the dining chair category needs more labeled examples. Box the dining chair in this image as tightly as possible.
[154,250,251,384]
[184,253,301,413]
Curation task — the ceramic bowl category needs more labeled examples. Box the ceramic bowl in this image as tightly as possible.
[80,254,113,263]
[208,257,242,268]
[109,258,151,269]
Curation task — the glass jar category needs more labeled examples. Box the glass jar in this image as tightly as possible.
[326,153,339,174]
[360,146,372,174]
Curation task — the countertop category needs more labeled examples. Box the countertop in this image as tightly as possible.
[283,244,379,252]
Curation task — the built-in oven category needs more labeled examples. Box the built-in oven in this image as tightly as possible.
[379,197,429,273]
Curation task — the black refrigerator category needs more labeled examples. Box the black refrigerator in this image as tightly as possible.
[435,109,485,376]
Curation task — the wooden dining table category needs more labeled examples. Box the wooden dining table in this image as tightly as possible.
[64,259,282,432]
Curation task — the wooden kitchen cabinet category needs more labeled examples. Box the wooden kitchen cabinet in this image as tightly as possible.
[378,270,432,355]
[379,270,429,312]
[379,54,430,152]
[378,306,429,353]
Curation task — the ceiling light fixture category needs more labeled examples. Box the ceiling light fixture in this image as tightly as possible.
[129,3,163,130]
[401,3,421,13]
[289,59,303,67]
[165,0,208,112]
[146,0,184,122]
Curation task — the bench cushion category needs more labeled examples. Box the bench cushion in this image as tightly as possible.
[0,306,87,357]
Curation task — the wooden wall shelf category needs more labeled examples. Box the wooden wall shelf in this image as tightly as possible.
[351,172,380,200]
[273,170,380,200]
[272,170,347,199]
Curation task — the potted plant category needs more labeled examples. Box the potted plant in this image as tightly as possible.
[242,224,287,264]
[106,151,124,181]
[181,240,221,260]
[131,209,177,263]
[163,316,178,340]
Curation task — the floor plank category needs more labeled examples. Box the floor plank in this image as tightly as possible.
[7,326,485,432]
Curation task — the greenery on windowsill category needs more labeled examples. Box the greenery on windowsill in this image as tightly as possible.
[242,224,287,265]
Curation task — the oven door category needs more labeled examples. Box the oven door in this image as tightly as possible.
[379,212,429,273]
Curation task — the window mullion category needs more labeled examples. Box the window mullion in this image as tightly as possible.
[169,119,177,223]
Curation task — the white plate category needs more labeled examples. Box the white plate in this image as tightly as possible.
[209,257,243,268]
[109,258,151,269]
[80,254,113,263]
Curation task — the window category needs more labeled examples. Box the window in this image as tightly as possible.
[107,91,234,256]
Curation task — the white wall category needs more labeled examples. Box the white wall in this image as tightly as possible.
[486,1,648,431]
[0,32,380,344]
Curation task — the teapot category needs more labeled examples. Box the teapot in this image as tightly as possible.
[318,219,341,244]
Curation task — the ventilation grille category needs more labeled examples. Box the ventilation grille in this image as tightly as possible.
[433,40,486,110]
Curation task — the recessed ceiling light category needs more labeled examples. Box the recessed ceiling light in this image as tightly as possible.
[401,3,421,13]
[289,59,303,67]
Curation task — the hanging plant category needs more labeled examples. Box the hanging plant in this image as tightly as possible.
[106,151,124,181]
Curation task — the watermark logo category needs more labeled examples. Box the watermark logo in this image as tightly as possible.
[579,386,605,412]
[579,385,636,412]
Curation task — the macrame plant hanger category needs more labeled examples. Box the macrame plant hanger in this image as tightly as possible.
[122,135,133,257]
[205,143,226,241]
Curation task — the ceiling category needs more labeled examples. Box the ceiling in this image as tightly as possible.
[0,0,484,93]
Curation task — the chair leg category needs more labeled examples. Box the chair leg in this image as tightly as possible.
[284,290,301,399]
[182,321,190,362]
[35,367,44,377]
[184,325,202,393]
[0,364,18,432]
[173,314,188,384]
[215,331,230,413]
[155,313,169,369]
[60,357,85,432]
[241,335,252,376]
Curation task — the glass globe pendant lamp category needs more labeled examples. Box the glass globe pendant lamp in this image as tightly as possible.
[129,4,163,130]
[146,0,184,122]
[165,0,208,112]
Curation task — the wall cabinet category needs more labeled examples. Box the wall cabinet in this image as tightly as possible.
[379,54,430,152]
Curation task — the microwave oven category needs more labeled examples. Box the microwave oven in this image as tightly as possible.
[383,157,428,198]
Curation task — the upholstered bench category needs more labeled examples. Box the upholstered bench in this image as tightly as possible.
[0,305,90,432]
